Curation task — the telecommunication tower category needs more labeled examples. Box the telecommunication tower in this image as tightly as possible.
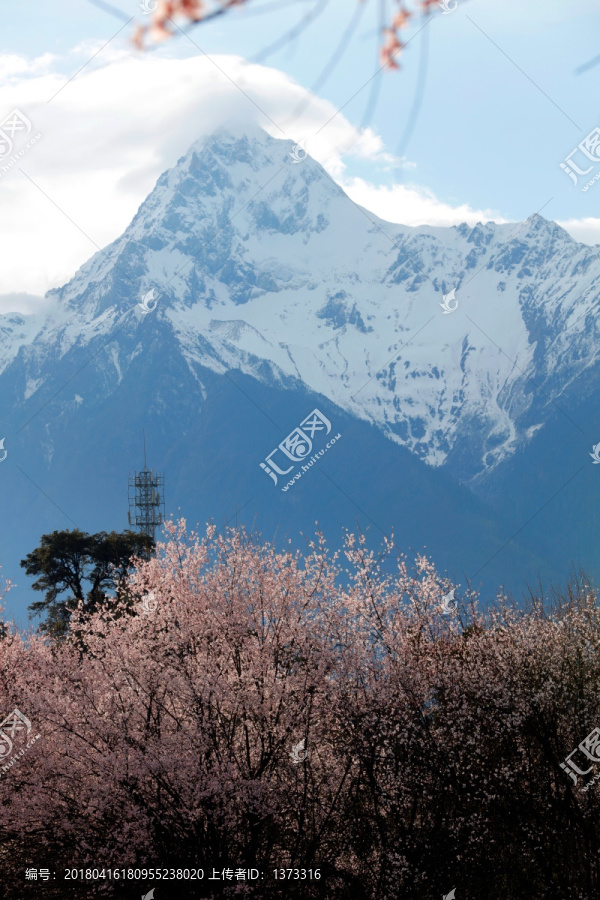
[128,433,165,543]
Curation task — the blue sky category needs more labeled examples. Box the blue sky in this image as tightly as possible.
[0,0,599,302]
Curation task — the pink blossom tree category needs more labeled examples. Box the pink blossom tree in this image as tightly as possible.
[2,530,600,897]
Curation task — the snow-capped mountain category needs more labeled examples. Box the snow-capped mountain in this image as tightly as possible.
[8,126,600,482]
[2,126,600,617]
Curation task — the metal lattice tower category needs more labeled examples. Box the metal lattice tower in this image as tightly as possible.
[128,433,165,543]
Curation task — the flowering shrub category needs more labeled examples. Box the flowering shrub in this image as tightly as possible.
[1,526,599,897]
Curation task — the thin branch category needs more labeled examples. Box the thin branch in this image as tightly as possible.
[361,0,386,128]
[395,12,431,161]
[286,0,367,125]
[251,0,329,64]
[310,0,367,97]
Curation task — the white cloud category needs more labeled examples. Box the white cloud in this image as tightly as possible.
[0,48,402,301]
[0,52,56,81]
[0,46,596,312]
[557,217,600,247]
[0,293,47,315]
[339,176,507,229]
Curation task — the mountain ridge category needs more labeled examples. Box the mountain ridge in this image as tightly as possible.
[2,126,600,618]
[6,127,600,484]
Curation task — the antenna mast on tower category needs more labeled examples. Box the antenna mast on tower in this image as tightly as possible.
[128,430,165,543]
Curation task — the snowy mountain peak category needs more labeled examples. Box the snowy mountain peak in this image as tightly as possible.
[6,127,600,482]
